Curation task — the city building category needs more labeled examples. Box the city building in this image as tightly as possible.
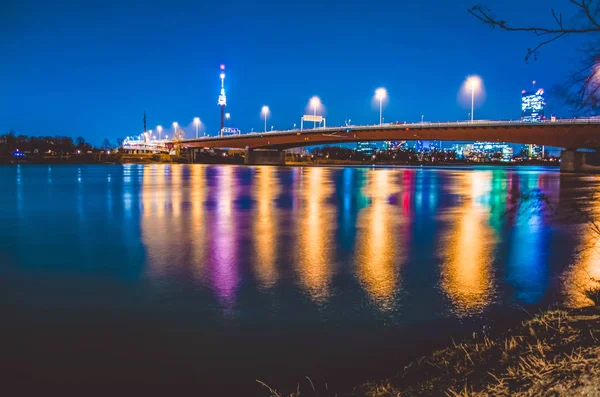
[429,140,442,151]
[357,141,377,155]
[465,142,513,162]
[521,144,544,159]
[388,141,407,150]
[521,88,546,122]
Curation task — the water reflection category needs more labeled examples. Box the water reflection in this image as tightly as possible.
[253,166,279,289]
[129,165,600,314]
[565,234,600,307]
[210,166,239,306]
[440,172,496,315]
[355,169,404,310]
[505,172,551,304]
[564,194,600,307]
[141,165,178,278]
[190,166,207,281]
[295,167,335,303]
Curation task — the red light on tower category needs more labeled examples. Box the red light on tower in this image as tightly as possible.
[220,64,225,70]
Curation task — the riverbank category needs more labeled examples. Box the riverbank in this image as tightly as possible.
[1,154,558,167]
[262,305,600,397]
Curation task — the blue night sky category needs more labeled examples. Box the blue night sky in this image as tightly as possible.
[0,0,588,145]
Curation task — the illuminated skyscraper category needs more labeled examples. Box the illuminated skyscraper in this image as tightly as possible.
[521,88,546,122]
[521,86,547,158]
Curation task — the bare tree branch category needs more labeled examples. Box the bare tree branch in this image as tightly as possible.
[470,1,600,113]
[469,1,600,60]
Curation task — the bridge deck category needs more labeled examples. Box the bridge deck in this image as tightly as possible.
[178,119,600,150]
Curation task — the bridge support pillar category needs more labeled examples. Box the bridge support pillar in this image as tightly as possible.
[244,149,286,165]
[190,148,198,163]
[561,149,600,173]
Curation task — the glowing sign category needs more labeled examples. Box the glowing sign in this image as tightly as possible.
[222,127,240,134]
[302,115,324,122]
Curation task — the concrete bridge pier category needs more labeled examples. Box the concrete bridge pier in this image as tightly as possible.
[244,149,286,165]
[561,149,600,173]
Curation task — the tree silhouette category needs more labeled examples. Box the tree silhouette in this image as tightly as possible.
[470,0,600,114]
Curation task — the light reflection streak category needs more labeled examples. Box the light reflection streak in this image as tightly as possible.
[253,166,279,289]
[189,165,207,281]
[504,172,549,304]
[296,167,335,302]
[440,172,496,315]
[563,194,600,307]
[141,165,172,278]
[140,165,209,283]
[355,169,403,310]
[16,165,22,214]
[210,166,239,306]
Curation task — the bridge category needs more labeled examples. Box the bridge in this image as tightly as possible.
[175,119,600,171]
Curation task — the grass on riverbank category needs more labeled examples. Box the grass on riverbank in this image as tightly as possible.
[259,305,600,397]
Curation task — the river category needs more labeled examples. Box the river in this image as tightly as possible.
[1,164,599,395]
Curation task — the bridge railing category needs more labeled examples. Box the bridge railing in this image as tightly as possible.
[179,118,600,143]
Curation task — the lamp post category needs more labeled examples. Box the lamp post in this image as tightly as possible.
[225,113,230,128]
[262,106,269,132]
[172,122,178,138]
[375,88,387,126]
[466,76,481,122]
[157,125,163,140]
[310,96,321,128]
[193,117,200,139]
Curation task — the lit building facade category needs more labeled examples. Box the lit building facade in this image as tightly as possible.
[357,141,377,155]
[466,142,513,162]
[521,89,546,122]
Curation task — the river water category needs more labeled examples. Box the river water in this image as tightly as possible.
[1,164,599,395]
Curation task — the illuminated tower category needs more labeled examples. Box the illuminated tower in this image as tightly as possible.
[218,64,227,136]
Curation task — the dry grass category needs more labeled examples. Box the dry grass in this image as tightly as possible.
[258,308,600,397]
[583,278,600,306]
[357,307,600,397]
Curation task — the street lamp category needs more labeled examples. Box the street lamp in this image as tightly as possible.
[157,125,163,140]
[466,76,481,122]
[193,117,200,139]
[375,88,387,125]
[148,130,153,140]
[172,121,178,138]
[262,106,269,132]
[310,96,321,128]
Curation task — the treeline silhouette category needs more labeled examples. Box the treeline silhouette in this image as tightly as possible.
[0,130,108,155]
